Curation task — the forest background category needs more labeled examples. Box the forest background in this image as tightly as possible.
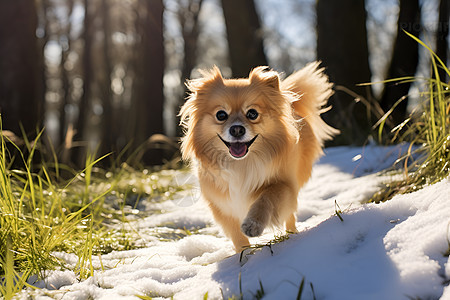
[0,0,448,168]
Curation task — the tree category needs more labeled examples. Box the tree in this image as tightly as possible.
[316,0,373,144]
[175,0,204,136]
[59,0,75,147]
[379,0,421,127]
[71,0,94,166]
[0,0,42,136]
[131,0,165,165]
[179,0,204,86]
[221,0,267,77]
[100,0,115,157]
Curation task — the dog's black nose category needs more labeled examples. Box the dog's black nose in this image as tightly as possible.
[229,125,246,138]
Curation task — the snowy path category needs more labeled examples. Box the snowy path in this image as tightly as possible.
[27,145,450,300]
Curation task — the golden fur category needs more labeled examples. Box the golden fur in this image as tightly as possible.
[179,62,338,251]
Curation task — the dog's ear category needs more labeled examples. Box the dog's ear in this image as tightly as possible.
[180,66,223,132]
[249,66,280,90]
[186,65,224,93]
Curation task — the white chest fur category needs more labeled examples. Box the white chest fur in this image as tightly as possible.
[202,155,274,222]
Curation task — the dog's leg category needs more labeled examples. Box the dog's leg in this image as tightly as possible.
[227,218,251,251]
[286,213,298,233]
[241,197,272,237]
[241,181,296,237]
[209,203,250,251]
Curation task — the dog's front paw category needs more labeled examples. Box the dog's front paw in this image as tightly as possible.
[241,217,264,237]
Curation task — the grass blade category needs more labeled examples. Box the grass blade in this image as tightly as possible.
[296,277,305,300]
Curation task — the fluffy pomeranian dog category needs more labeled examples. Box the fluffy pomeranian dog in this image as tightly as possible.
[179,62,338,252]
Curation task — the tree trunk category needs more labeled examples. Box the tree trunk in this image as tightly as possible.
[380,0,421,126]
[177,0,204,136]
[132,0,165,165]
[100,0,114,158]
[317,0,373,145]
[0,0,42,136]
[180,0,203,84]
[71,0,93,166]
[60,0,75,147]
[221,0,268,78]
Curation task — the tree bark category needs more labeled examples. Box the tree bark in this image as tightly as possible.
[179,0,203,84]
[70,0,93,166]
[0,0,42,136]
[177,0,204,136]
[380,0,421,126]
[100,0,114,158]
[60,0,75,147]
[132,0,165,165]
[221,0,268,78]
[317,0,373,145]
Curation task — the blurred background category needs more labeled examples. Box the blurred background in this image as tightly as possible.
[0,0,448,168]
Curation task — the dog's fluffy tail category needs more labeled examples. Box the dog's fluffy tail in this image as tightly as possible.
[281,61,339,145]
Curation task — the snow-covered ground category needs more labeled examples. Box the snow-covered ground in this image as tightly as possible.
[27,145,450,300]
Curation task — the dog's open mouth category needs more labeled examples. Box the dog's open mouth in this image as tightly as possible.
[218,134,258,158]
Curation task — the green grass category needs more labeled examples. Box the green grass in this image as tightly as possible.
[0,128,186,299]
[239,232,292,263]
[369,32,449,203]
[225,272,316,300]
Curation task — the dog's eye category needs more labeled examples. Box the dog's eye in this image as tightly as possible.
[246,109,259,120]
[216,110,228,121]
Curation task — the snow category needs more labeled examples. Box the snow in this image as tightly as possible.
[24,144,450,300]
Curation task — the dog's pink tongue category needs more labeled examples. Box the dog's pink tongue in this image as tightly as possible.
[229,143,247,158]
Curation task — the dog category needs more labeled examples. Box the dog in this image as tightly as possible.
[179,62,338,252]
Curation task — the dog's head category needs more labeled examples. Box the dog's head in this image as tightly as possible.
[179,66,299,166]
